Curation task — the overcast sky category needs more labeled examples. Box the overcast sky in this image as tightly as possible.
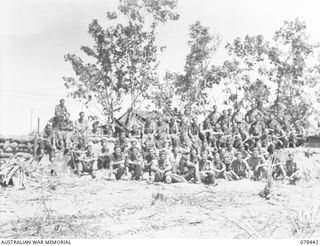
[1,0,320,135]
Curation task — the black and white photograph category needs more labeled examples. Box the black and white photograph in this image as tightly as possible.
[1,0,320,241]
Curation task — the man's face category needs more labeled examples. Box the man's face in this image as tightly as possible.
[236,154,242,161]
[115,148,121,156]
[253,150,258,157]
[46,125,53,132]
[202,153,208,160]
[87,146,92,153]
[60,100,65,106]
[66,114,70,120]
[102,142,107,150]
[79,139,84,145]
[213,105,217,112]
[289,155,294,161]
[214,154,220,162]
[149,148,155,156]
[160,154,166,161]
[131,141,137,147]
[132,148,138,157]
[79,113,84,119]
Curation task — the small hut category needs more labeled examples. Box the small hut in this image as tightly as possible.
[307,133,320,148]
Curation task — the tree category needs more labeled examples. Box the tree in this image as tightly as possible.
[224,19,320,125]
[169,21,222,115]
[149,71,176,115]
[223,35,270,109]
[63,0,179,124]
[268,19,319,124]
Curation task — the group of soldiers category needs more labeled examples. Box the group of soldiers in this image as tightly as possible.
[36,99,303,185]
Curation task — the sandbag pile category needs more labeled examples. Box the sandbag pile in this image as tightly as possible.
[0,136,35,160]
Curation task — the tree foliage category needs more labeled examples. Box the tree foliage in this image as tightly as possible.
[224,18,320,125]
[168,21,222,114]
[63,0,179,123]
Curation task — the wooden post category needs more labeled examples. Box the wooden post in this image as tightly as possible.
[37,117,40,134]
[33,134,38,157]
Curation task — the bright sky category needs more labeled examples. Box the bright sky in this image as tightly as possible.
[1,0,320,135]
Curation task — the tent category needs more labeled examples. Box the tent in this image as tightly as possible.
[117,110,159,129]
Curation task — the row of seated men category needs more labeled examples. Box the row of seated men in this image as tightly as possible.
[65,136,301,185]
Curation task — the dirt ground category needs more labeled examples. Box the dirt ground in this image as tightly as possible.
[0,147,320,239]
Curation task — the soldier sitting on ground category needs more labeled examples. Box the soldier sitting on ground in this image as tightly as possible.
[284,153,301,185]
[97,141,111,170]
[199,151,216,185]
[177,149,200,184]
[76,145,97,179]
[109,146,126,180]
[230,152,250,180]
[149,150,172,184]
[246,148,267,181]
[125,147,143,181]
[212,152,227,180]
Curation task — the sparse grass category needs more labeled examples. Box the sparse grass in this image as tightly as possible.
[289,204,320,237]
